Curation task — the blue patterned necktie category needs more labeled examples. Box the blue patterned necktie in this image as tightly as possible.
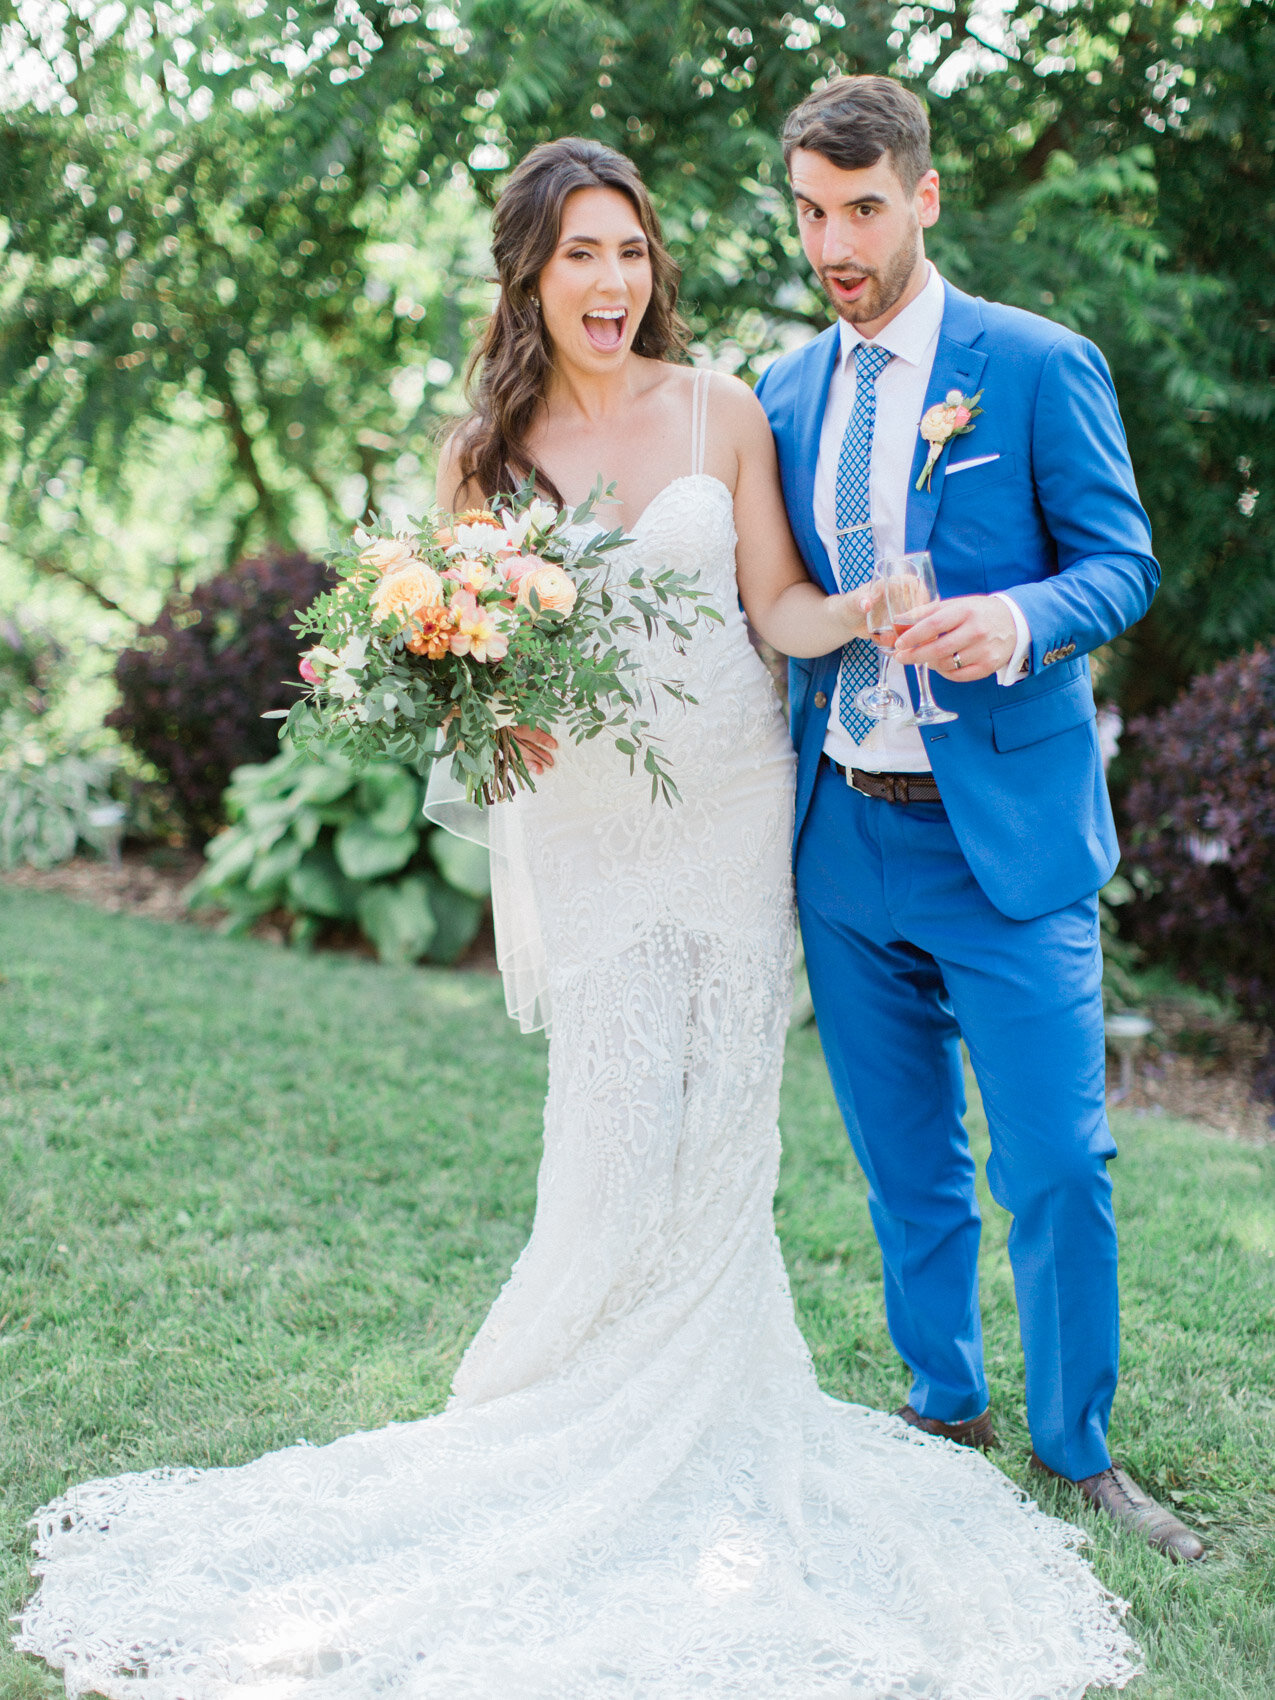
[834,341,893,743]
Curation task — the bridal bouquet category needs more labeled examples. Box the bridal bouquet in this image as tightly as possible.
[279,483,722,804]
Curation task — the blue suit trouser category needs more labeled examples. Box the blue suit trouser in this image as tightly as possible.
[796,761,1118,1481]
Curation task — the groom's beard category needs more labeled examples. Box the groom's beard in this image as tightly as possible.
[820,224,921,327]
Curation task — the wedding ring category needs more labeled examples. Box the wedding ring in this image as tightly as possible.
[953,652,963,669]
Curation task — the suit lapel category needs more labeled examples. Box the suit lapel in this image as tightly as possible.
[905,284,989,554]
[790,326,841,594]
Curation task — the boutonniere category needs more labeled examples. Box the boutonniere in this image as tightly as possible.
[915,389,984,491]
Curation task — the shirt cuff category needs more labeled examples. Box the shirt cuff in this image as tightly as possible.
[993,593,1032,686]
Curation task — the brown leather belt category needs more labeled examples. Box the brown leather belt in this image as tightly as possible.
[823,755,942,805]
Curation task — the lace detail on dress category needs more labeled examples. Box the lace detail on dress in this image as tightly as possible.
[16,450,1140,1700]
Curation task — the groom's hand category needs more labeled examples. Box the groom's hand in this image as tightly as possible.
[893,595,1017,681]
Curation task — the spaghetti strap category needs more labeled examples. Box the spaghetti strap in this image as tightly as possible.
[690,368,710,476]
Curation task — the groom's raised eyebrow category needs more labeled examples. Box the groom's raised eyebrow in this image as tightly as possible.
[793,191,890,210]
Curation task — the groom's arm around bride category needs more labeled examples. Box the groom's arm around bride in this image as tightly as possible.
[756,73,1203,1561]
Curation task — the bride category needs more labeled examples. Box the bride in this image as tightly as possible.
[17,138,1139,1699]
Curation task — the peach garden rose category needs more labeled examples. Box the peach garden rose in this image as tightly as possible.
[515,563,578,616]
[359,536,422,576]
[371,562,446,626]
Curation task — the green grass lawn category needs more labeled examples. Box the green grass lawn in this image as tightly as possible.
[2,886,1273,1698]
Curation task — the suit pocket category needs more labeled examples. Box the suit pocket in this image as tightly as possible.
[991,670,1094,753]
[943,449,1017,490]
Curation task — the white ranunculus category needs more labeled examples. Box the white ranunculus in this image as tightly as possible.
[525,498,558,536]
[337,635,369,673]
[451,519,506,555]
[500,500,559,554]
[327,669,362,702]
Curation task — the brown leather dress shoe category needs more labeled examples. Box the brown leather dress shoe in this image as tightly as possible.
[895,1404,998,1451]
[1030,1453,1206,1562]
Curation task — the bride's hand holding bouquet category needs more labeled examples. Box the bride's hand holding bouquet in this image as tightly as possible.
[280,480,722,805]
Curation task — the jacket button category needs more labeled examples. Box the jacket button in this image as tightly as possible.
[814,691,828,709]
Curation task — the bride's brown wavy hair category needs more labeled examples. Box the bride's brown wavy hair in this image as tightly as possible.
[449,137,689,505]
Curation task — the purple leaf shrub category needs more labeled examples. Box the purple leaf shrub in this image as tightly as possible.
[107,551,329,841]
[1124,644,1275,1093]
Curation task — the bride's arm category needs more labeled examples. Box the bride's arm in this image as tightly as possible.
[716,378,868,659]
[434,435,559,773]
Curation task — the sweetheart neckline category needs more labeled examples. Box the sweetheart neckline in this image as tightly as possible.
[576,472,733,539]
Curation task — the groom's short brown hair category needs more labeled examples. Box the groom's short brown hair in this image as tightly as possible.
[782,76,931,190]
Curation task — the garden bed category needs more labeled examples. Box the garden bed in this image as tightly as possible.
[1109,999,1274,1144]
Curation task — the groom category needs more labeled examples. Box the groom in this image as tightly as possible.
[755,74,1203,1561]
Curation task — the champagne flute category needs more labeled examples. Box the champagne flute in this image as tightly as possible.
[881,551,958,726]
[854,576,909,721]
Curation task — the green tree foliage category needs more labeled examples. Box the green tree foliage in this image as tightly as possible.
[1,1,1271,708]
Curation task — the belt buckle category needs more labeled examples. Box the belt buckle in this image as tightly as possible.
[849,768,895,803]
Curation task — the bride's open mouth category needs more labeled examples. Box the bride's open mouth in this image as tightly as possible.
[583,307,627,351]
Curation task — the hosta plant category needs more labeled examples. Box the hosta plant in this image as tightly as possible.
[187,745,489,965]
[0,752,120,872]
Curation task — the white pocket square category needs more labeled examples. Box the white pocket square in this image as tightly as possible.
[945,453,1001,475]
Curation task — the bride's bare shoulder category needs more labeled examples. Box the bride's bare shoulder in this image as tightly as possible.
[694,370,776,462]
[707,368,767,416]
[652,363,768,434]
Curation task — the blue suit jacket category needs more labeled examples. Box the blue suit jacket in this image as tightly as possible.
[754,279,1159,922]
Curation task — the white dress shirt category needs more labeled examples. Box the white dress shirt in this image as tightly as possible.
[814,263,1031,774]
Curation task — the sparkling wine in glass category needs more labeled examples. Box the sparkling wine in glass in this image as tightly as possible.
[854,577,909,721]
[882,551,958,726]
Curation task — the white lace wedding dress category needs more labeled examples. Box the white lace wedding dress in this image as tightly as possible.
[17,374,1139,1699]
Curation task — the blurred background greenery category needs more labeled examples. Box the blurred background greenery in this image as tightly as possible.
[0,1,1272,1046]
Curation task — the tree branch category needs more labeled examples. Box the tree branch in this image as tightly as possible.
[299,461,345,526]
[1020,119,1068,182]
[224,506,255,570]
[26,553,144,623]
[206,370,286,540]
[357,443,380,525]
